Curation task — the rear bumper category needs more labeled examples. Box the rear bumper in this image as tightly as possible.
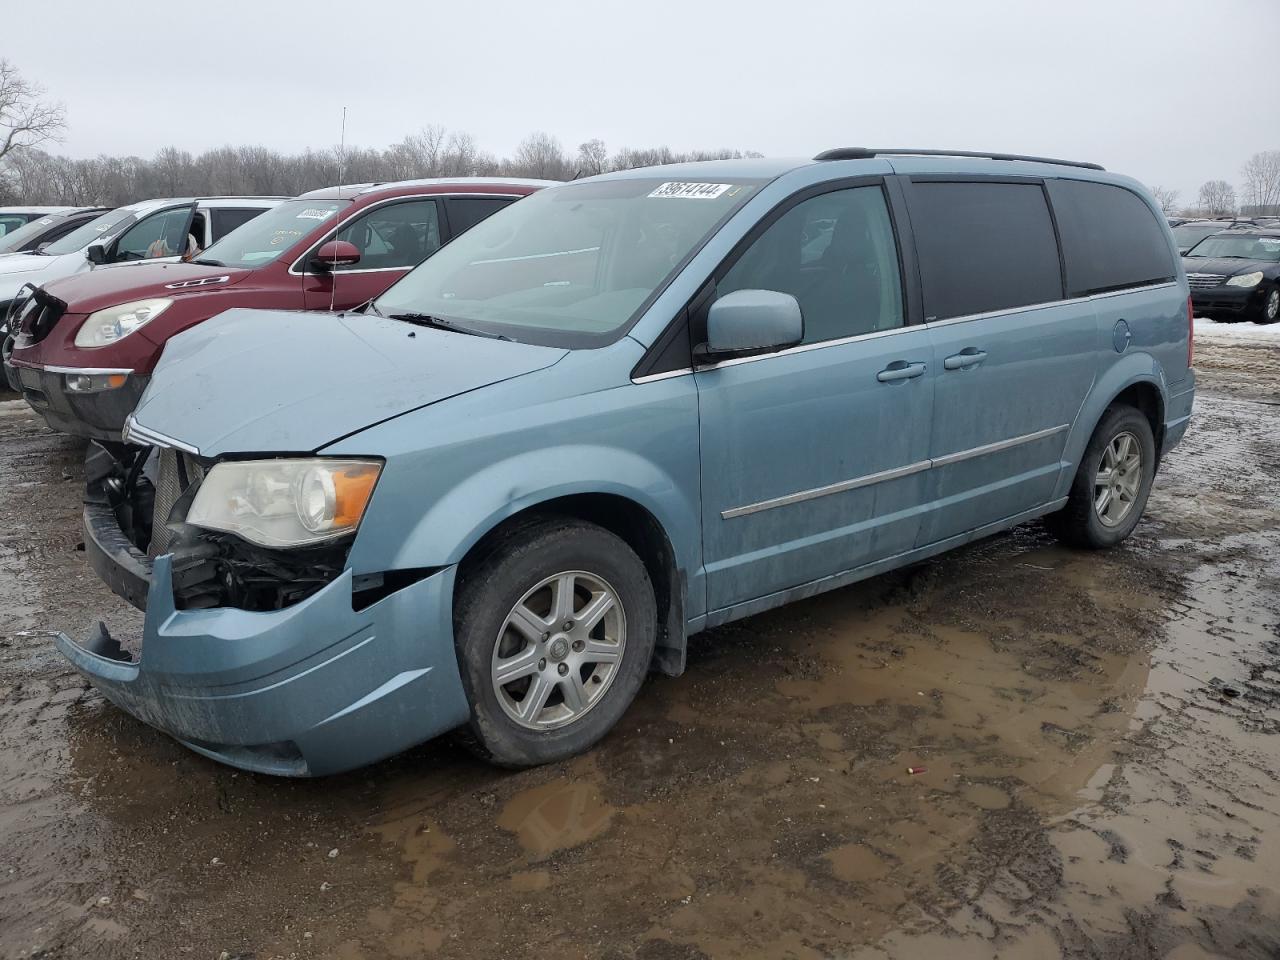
[1162,371,1196,455]
[57,552,472,777]
[7,360,147,440]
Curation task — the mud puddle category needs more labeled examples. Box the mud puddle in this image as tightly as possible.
[2,341,1279,960]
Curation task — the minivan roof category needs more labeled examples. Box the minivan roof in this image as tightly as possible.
[583,150,1120,186]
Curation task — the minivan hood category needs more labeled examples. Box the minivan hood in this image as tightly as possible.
[40,261,252,313]
[130,308,567,456]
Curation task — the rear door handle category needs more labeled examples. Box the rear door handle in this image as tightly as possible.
[876,361,927,383]
[943,348,988,371]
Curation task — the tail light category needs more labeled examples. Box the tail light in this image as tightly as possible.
[1187,295,1194,367]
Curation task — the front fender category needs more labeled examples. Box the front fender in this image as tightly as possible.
[1055,351,1166,499]
[395,445,699,574]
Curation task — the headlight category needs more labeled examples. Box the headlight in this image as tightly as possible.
[187,458,382,548]
[74,298,172,348]
[1225,271,1264,289]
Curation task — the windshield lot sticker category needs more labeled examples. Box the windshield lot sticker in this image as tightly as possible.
[648,182,734,200]
[296,208,336,221]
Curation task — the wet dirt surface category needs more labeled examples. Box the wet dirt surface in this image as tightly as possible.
[1,331,1278,959]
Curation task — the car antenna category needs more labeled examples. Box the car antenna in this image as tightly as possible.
[330,106,348,312]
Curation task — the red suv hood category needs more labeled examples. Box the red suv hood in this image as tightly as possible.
[40,262,252,312]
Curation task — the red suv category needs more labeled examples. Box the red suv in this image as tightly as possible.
[5,178,551,440]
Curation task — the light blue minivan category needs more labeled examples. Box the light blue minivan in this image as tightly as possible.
[61,149,1196,775]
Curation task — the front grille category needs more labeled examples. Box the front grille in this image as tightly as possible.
[1186,273,1225,290]
[148,448,205,557]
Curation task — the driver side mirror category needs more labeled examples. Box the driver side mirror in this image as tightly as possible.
[86,243,108,266]
[705,289,804,356]
[310,240,361,272]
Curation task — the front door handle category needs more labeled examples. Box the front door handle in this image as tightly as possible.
[876,361,927,383]
[943,348,988,371]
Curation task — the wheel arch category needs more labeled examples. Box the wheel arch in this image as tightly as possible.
[1057,354,1170,500]
[456,492,688,677]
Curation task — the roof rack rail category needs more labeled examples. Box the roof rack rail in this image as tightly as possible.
[813,147,1104,171]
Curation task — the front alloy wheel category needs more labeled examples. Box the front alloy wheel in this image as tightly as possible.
[491,571,626,730]
[453,517,656,767]
[1258,287,1280,325]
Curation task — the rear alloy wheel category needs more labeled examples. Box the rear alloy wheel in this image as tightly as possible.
[454,517,656,767]
[1255,286,1280,325]
[1047,405,1156,549]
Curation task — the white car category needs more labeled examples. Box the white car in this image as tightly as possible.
[0,196,287,321]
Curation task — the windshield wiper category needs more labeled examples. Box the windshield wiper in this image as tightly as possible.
[191,257,224,267]
[386,312,509,340]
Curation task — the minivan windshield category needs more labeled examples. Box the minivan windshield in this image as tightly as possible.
[1185,234,1280,262]
[195,199,350,269]
[372,177,762,346]
[41,208,137,256]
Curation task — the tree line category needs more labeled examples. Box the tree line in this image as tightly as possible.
[1149,150,1280,218]
[0,129,763,207]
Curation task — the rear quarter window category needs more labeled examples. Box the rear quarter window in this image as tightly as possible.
[1046,180,1176,296]
[909,181,1063,321]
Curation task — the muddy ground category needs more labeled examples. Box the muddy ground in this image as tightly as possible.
[1,330,1278,960]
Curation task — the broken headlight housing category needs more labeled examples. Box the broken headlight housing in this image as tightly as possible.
[187,458,382,549]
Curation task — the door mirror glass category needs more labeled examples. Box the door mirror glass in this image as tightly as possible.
[85,243,108,265]
[706,289,803,355]
[311,240,362,271]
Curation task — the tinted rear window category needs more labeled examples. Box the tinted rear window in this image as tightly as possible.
[444,197,514,236]
[1047,180,1176,296]
[910,181,1063,321]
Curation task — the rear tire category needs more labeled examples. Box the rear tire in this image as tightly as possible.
[1047,405,1156,549]
[453,517,656,767]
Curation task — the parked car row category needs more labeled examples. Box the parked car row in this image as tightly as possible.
[8,153,1196,778]
[3,179,547,439]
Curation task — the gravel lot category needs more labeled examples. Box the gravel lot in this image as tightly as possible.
[1,324,1278,960]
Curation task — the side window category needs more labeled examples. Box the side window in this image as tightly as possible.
[444,197,514,237]
[211,208,265,243]
[328,199,441,272]
[910,181,1062,321]
[1047,180,1176,296]
[114,208,192,261]
[718,185,904,345]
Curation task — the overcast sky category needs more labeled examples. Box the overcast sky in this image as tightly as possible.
[8,0,1278,202]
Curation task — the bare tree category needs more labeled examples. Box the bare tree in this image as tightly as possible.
[1240,150,1280,215]
[1197,180,1236,217]
[576,139,608,177]
[1148,185,1180,216]
[0,60,65,163]
[511,132,571,180]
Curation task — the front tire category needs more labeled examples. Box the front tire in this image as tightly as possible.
[1253,286,1279,325]
[1047,405,1156,549]
[453,517,656,767]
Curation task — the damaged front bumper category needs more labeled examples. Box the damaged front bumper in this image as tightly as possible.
[59,548,472,777]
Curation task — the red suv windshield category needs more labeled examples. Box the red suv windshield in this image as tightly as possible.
[193,199,350,269]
